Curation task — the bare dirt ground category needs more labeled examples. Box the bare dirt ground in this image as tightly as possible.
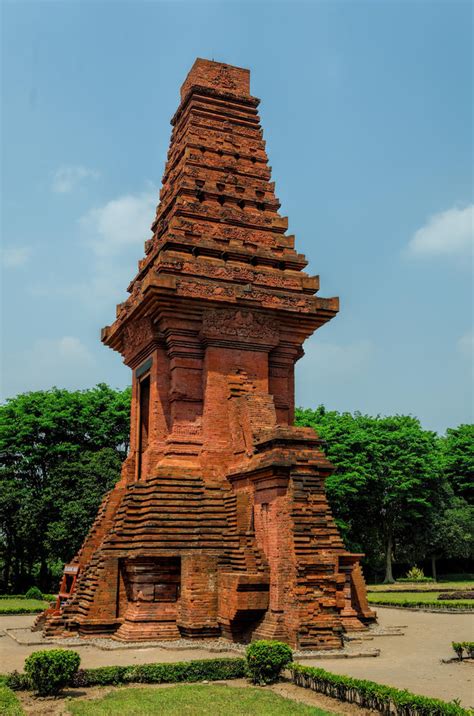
[1,608,473,708]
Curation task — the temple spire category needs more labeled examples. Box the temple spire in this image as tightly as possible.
[180,58,251,99]
[43,60,375,650]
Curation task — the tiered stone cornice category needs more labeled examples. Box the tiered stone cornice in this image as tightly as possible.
[42,59,375,649]
[111,61,329,349]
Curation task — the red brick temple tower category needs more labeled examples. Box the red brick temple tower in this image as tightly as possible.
[42,59,375,649]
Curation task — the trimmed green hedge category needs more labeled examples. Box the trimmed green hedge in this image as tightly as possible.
[452,642,474,660]
[290,664,470,716]
[0,595,55,601]
[397,577,435,583]
[73,658,246,687]
[369,599,474,610]
[7,658,247,690]
[0,607,45,614]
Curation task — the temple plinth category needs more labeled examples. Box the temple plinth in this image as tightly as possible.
[41,59,375,649]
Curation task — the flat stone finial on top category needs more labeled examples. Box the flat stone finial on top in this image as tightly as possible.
[180,58,251,99]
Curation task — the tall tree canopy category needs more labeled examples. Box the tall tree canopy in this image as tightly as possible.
[295,406,472,582]
[0,384,131,592]
[439,425,474,504]
[0,389,472,592]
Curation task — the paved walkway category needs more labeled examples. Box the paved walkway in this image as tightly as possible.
[304,608,473,707]
[1,608,472,707]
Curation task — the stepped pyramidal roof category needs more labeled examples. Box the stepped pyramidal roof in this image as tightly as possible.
[102,58,338,361]
[40,59,375,649]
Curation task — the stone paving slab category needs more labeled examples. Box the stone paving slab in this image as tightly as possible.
[1,610,472,706]
[3,627,380,659]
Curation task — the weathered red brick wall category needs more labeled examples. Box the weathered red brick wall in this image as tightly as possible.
[42,58,376,647]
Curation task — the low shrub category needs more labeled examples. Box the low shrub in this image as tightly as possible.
[8,657,247,691]
[440,591,474,600]
[451,642,474,660]
[397,577,435,583]
[5,671,29,691]
[245,640,293,685]
[24,649,80,696]
[405,566,426,581]
[73,665,128,687]
[290,664,470,716]
[72,658,246,687]
[0,606,46,615]
[25,587,43,601]
[0,594,55,601]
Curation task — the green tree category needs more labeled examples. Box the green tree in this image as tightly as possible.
[423,496,474,580]
[440,425,474,504]
[295,406,442,583]
[45,448,123,563]
[0,384,131,592]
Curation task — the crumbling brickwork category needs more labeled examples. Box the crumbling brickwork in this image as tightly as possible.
[41,59,375,648]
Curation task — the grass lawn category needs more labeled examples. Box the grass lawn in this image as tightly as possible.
[0,686,23,716]
[67,684,333,715]
[0,598,49,614]
[368,581,474,592]
[367,591,474,608]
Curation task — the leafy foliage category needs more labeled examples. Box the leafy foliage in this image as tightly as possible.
[440,591,474,600]
[24,587,43,600]
[295,406,473,582]
[406,567,426,581]
[245,640,293,685]
[423,498,474,573]
[24,649,80,696]
[72,658,246,687]
[451,642,474,660]
[368,598,473,610]
[0,389,472,593]
[290,664,470,716]
[7,657,246,692]
[5,671,29,691]
[440,425,474,503]
[0,385,131,592]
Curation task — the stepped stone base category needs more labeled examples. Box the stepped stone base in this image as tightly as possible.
[39,58,376,650]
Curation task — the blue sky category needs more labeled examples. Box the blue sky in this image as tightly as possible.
[1,0,472,433]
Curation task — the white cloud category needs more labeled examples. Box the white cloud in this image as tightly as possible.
[457,330,474,358]
[63,189,157,311]
[406,204,473,259]
[80,190,156,258]
[1,246,31,268]
[28,187,156,315]
[1,336,95,399]
[52,165,99,193]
